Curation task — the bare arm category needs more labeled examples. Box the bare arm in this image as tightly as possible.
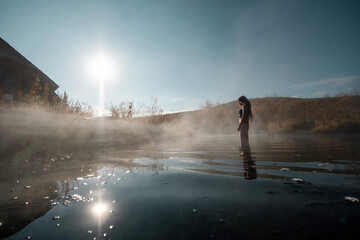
[237,107,243,131]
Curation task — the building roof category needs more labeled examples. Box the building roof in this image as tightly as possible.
[0,37,59,90]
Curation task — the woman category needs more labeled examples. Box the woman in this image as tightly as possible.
[237,96,253,146]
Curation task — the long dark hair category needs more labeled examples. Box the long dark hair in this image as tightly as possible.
[238,96,253,120]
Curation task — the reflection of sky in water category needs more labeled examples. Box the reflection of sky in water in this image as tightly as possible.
[1,135,360,239]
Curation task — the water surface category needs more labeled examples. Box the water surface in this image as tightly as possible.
[1,134,359,239]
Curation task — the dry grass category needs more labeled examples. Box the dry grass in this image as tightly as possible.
[139,96,360,135]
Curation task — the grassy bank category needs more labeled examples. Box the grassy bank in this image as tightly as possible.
[138,96,360,135]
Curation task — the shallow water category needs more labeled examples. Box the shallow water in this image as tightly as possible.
[1,134,360,239]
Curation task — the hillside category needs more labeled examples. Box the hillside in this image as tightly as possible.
[141,96,360,135]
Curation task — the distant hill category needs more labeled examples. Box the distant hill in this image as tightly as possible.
[140,96,360,135]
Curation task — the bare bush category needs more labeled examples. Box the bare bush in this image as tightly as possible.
[200,100,214,110]
[147,97,163,116]
[106,101,133,119]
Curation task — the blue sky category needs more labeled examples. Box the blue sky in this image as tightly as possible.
[1,0,359,112]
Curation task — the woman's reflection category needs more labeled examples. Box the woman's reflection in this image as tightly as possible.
[240,143,257,180]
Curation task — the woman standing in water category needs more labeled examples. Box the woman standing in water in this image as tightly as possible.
[237,96,253,147]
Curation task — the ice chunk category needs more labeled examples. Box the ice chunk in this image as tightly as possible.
[291,178,304,183]
[344,196,359,203]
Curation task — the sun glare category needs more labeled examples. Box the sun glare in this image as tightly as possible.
[85,49,118,116]
[92,203,108,216]
[86,50,117,81]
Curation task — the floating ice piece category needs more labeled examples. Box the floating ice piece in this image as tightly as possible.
[24,186,31,189]
[109,225,114,229]
[219,219,225,223]
[344,196,359,203]
[126,170,132,173]
[56,223,60,227]
[291,178,304,183]
[76,177,84,181]
[192,209,197,213]
[12,197,18,200]
[280,168,290,171]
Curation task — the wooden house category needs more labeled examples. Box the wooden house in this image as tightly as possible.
[0,37,59,103]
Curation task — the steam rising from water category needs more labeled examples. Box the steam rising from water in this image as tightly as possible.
[0,108,173,162]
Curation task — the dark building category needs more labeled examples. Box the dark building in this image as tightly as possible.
[0,37,59,103]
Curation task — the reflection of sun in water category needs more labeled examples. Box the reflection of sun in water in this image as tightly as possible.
[92,203,108,216]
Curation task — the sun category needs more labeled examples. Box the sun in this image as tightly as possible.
[85,49,118,116]
[86,50,117,81]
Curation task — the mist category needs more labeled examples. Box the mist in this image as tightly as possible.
[0,108,176,164]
